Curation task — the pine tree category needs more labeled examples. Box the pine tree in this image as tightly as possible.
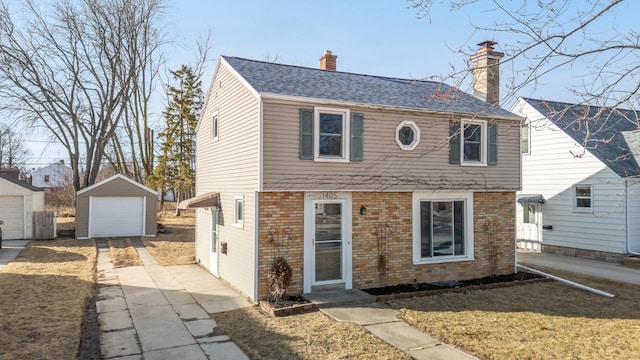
[149,65,203,214]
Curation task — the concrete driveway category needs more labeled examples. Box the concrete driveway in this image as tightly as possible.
[518,250,640,285]
[0,240,30,271]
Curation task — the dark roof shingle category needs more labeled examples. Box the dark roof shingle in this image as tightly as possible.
[523,97,640,178]
[223,56,518,118]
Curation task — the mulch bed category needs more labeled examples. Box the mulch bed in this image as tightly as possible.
[363,272,549,301]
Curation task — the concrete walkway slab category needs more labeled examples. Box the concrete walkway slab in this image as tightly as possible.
[0,240,29,271]
[200,341,249,360]
[365,322,439,351]
[409,344,478,360]
[100,328,140,359]
[129,304,195,352]
[116,266,154,284]
[144,344,207,360]
[98,310,134,331]
[321,303,399,325]
[184,319,217,337]
[98,285,124,300]
[121,282,169,308]
[191,288,251,314]
[163,290,196,306]
[518,250,640,285]
[173,303,210,320]
[145,264,183,290]
[97,296,128,313]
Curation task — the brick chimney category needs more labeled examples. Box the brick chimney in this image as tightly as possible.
[319,50,337,71]
[470,41,504,106]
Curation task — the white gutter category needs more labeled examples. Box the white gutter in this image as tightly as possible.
[518,264,614,298]
[625,179,640,256]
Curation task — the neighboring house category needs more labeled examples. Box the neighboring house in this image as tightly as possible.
[32,160,72,189]
[512,97,640,261]
[0,172,45,240]
[182,42,522,302]
[76,174,157,239]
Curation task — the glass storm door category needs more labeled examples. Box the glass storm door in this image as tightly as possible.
[210,208,219,277]
[313,201,344,284]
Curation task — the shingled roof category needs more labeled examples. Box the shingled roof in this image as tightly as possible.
[523,97,640,178]
[222,56,518,119]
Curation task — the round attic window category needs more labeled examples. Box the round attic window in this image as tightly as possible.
[395,120,420,150]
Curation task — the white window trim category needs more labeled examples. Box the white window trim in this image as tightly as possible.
[572,184,593,213]
[233,195,244,228]
[412,192,475,264]
[521,122,531,155]
[395,120,420,151]
[314,106,350,163]
[211,111,219,142]
[460,119,487,166]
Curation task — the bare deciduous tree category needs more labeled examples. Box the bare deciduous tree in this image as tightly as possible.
[0,125,30,170]
[0,0,166,191]
[408,0,638,109]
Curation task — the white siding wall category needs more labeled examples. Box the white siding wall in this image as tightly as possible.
[195,62,260,299]
[627,180,640,253]
[514,99,627,254]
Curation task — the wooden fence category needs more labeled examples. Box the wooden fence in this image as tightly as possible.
[33,211,57,240]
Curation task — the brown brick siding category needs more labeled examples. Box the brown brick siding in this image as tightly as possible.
[541,244,624,263]
[257,191,516,300]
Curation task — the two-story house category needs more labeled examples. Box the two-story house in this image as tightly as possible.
[182,42,522,302]
[512,97,640,261]
[31,160,72,189]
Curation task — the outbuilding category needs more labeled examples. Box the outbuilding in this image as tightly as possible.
[76,174,157,239]
[0,172,45,240]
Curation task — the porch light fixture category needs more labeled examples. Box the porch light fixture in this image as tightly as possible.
[360,205,367,215]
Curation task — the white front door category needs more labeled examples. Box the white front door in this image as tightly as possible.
[518,202,542,251]
[303,193,352,293]
[210,208,219,277]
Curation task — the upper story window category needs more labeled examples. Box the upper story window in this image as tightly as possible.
[396,120,420,151]
[573,184,593,213]
[299,107,364,162]
[521,123,530,154]
[233,195,244,228]
[44,175,50,183]
[412,192,474,264]
[211,111,219,141]
[449,119,497,166]
[462,119,486,164]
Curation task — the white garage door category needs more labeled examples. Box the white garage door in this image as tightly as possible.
[90,197,145,237]
[0,196,25,240]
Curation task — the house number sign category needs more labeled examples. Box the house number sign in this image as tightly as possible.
[320,192,338,199]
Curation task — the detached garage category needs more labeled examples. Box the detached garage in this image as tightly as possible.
[76,174,157,239]
[0,173,45,240]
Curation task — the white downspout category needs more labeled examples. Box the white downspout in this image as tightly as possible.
[625,179,640,256]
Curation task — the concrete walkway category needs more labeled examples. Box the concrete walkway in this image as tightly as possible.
[518,250,640,285]
[0,240,30,271]
[320,300,478,360]
[96,239,252,359]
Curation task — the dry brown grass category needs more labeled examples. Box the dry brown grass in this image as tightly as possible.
[107,238,142,268]
[392,269,640,360]
[142,203,196,266]
[0,240,96,360]
[215,306,411,360]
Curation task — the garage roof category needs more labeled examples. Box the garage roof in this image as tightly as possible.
[0,173,43,192]
[77,174,156,195]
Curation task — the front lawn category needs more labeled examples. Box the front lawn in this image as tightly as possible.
[0,240,96,359]
[141,206,196,266]
[392,268,640,360]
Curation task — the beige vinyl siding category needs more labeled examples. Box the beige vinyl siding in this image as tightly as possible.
[515,99,627,254]
[262,99,521,191]
[195,62,260,299]
[76,177,157,238]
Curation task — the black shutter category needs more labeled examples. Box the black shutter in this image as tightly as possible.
[449,121,461,164]
[488,123,498,165]
[299,108,314,160]
[350,112,364,161]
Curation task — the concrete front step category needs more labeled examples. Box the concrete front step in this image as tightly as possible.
[303,288,376,308]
